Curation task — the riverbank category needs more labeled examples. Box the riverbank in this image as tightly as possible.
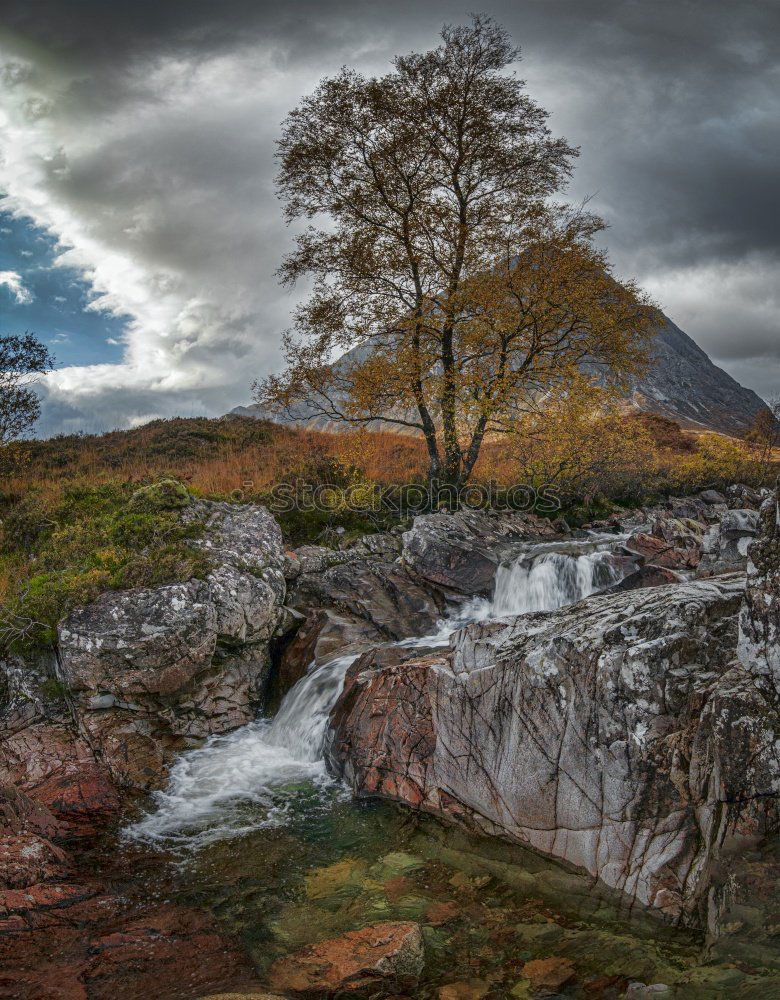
[2,484,779,997]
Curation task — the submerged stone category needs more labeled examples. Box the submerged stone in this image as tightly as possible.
[268,920,424,995]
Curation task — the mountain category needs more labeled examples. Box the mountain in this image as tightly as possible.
[621,316,767,434]
[229,313,768,437]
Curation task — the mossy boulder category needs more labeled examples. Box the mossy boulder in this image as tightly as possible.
[128,478,191,513]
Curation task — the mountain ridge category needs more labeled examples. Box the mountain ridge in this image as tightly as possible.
[229,313,768,437]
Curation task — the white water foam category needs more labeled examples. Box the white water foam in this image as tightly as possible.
[124,654,357,847]
[125,535,626,848]
[491,547,623,618]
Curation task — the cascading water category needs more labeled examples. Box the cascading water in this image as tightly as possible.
[125,534,626,848]
[124,653,358,846]
[491,546,623,617]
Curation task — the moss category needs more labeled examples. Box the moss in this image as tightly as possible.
[128,478,191,513]
[39,676,69,700]
[272,504,397,548]
[0,479,208,656]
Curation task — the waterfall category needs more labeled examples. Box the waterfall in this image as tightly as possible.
[125,536,625,848]
[491,548,622,617]
[124,653,358,846]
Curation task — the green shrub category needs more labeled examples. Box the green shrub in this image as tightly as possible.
[128,478,191,513]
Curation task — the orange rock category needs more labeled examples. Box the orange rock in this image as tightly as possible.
[521,956,576,991]
[438,980,490,999]
[268,921,424,995]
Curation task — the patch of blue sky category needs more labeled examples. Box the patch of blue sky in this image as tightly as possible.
[0,209,129,368]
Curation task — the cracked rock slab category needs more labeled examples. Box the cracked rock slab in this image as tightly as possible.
[328,573,779,925]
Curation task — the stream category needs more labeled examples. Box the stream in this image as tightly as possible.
[113,535,778,997]
[125,536,623,850]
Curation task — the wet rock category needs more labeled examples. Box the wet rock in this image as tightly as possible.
[402,509,556,595]
[268,920,424,995]
[0,723,119,837]
[0,784,61,841]
[280,548,445,688]
[738,481,780,697]
[698,508,759,576]
[0,787,72,926]
[521,956,576,991]
[329,573,779,924]
[81,905,255,1000]
[2,838,255,999]
[328,653,443,810]
[0,832,69,890]
[622,530,698,570]
[609,565,681,592]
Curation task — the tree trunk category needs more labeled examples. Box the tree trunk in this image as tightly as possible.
[440,326,462,491]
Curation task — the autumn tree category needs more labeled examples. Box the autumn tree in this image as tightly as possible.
[745,397,780,484]
[507,389,660,505]
[0,333,53,446]
[257,16,656,489]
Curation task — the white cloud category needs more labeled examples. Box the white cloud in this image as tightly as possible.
[0,268,33,304]
[0,42,326,429]
[642,255,780,399]
[0,5,777,431]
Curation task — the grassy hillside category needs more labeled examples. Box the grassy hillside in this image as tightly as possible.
[0,413,775,656]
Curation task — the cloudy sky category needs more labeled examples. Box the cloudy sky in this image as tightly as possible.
[0,0,777,435]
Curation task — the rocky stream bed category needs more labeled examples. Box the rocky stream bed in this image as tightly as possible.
[1,484,779,998]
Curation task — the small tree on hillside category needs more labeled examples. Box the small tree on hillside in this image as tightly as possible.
[745,397,780,485]
[257,16,656,489]
[0,333,54,446]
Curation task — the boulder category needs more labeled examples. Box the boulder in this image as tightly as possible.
[622,531,696,570]
[699,489,727,506]
[401,509,557,595]
[738,483,780,698]
[56,501,287,788]
[268,920,424,995]
[279,546,445,692]
[698,508,759,576]
[621,510,706,573]
[328,573,779,924]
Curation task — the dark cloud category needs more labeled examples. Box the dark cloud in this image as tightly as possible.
[0,0,777,428]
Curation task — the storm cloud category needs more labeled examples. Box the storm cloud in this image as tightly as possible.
[0,0,777,433]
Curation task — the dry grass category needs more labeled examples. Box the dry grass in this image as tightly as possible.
[0,412,755,508]
[0,417,430,504]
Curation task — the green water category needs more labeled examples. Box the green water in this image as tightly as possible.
[111,790,780,999]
